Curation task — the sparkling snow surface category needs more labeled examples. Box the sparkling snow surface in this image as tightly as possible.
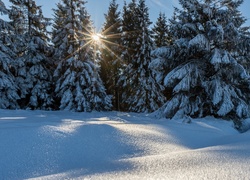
[0,110,250,180]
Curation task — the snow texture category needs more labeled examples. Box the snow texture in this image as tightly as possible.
[0,109,250,180]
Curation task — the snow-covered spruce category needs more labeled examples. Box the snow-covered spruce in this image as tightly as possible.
[119,0,165,112]
[54,57,112,112]
[100,0,123,111]
[9,0,53,110]
[52,0,112,112]
[152,0,250,129]
[0,0,20,109]
[152,12,170,48]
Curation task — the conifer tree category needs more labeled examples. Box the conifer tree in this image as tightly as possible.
[150,13,172,92]
[120,0,138,66]
[100,0,122,110]
[119,0,165,112]
[117,0,137,111]
[52,0,112,112]
[9,0,53,110]
[152,12,170,47]
[153,0,250,129]
[0,0,20,109]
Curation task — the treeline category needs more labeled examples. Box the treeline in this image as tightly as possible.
[1,0,250,130]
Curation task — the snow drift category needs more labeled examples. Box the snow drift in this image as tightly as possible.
[0,109,250,179]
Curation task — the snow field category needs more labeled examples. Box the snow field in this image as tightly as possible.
[0,110,250,179]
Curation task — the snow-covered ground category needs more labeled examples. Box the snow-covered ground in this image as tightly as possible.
[1,109,250,180]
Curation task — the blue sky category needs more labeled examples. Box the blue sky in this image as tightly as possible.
[2,0,250,31]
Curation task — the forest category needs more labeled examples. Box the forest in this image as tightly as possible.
[0,0,250,130]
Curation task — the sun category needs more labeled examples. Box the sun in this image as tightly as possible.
[65,25,124,63]
[92,33,102,42]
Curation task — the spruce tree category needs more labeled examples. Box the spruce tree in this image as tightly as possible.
[153,0,250,129]
[120,0,138,66]
[150,13,172,93]
[9,0,53,110]
[52,0,112,112]
[117,0,137,111]
[0,0,20,109]
[152,12,170,47]
[119,0,165,112]
[100,0,122,111]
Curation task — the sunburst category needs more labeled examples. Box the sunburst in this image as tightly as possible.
[62,22,136,66]
[91,33,102,42]
[82,28,125,64]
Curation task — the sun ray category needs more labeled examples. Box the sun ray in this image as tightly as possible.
[59,21,143,67]
[77,31,92,37]
[59,24,104,62]
[103,29,141,39]
[104,33,123,39]
[101,41,124,63]
[102,21,120,35]
[101,38,136,52]
[62,39,93,62]
[78,24,95,37]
